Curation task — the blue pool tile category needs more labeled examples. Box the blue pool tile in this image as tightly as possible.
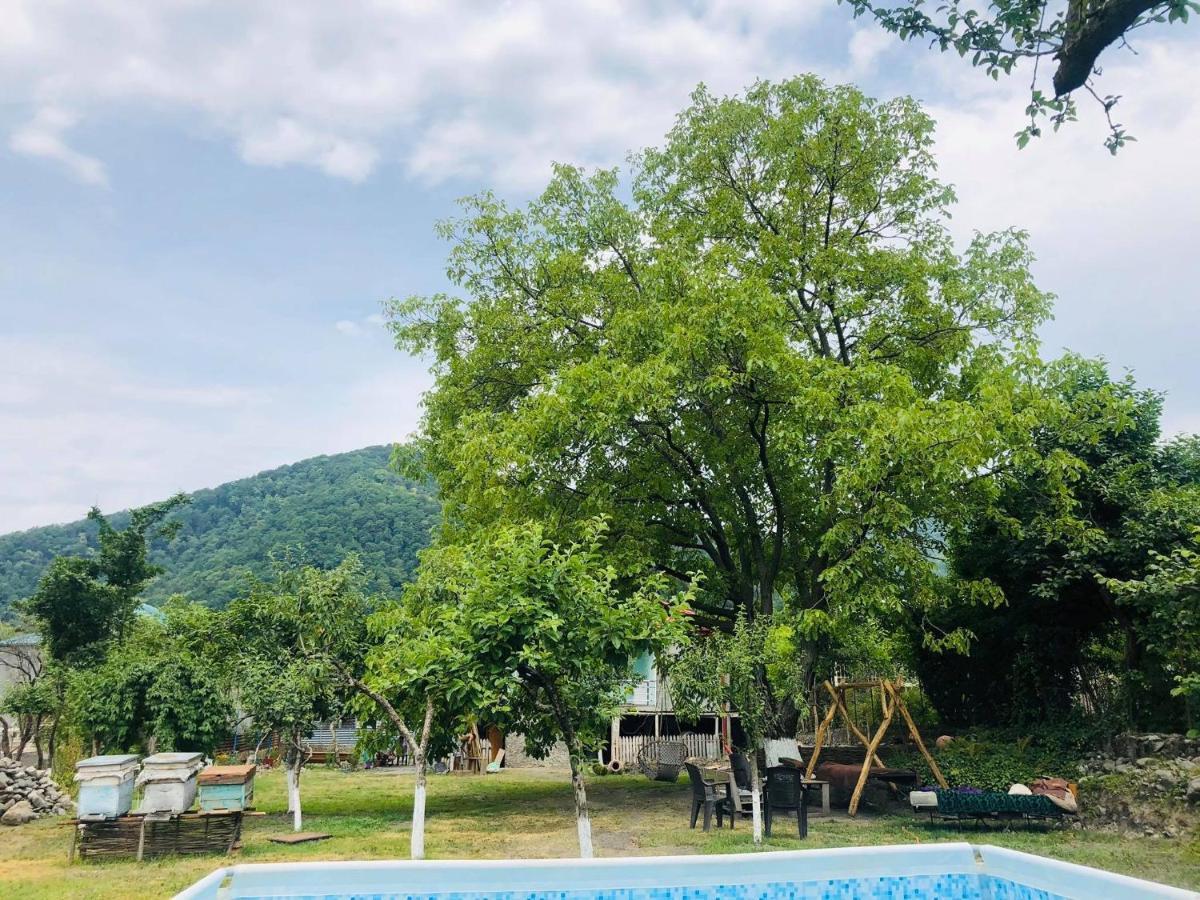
[234,872,1069,900]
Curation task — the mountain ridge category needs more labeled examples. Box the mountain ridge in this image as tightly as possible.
[0,445,440,617]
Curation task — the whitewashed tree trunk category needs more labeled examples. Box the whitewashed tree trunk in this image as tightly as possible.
[285,766,295,813]
[749,753,763,844]
[292,761,303,832]
[411,754,427,859]
[569,754,594,859]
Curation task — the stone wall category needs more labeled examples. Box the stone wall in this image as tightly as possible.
[1077,732,1200,838]
[504,734,571,768]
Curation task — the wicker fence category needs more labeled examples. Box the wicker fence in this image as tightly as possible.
[612,732,721,764]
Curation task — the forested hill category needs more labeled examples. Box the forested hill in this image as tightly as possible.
[0,446,440,616]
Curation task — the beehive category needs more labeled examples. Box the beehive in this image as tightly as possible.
[136,752,205,815]
[75,754,141,818]
[197,764,256,812]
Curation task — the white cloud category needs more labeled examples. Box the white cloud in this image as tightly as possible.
[926,41,1200,428]
[0,336,426,532]
[847,26,894,77]
[9,106,107,185]
[239,118,377,182]
[335,312,390,337]
[0,1,823,187]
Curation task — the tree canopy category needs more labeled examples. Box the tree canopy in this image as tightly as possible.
[66,610,231,755]
[915,356,1200,730]
[21,494,188,663]
[393,76,1065,728]
[406,518,692,856]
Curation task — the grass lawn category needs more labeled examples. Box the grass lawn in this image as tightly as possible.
[2,766,1197,898]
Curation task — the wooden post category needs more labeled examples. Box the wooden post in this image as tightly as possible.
[805,687,839,778]
[610,717,620,765]
[828,683,886,768]
[848,689,894,816]
[888,681,947,789]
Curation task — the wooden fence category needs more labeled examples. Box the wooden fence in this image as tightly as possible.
[612,732,721,764]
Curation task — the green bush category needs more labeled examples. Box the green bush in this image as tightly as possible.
[895,725,1088,792]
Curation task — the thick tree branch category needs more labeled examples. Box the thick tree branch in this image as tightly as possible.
[1055,0,1162,96]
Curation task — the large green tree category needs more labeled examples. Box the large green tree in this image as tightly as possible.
[1104,528,1200,734]
[394,77,1060,729]
[22,494,189,663]
[66,611,231,757]
[917,357,1200,729]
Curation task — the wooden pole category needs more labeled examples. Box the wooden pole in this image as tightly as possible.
[805,687,839,778]
[888,681,947,789]
[848,689,894,816]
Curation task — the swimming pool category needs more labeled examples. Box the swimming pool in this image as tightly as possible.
[174,842,1197,899]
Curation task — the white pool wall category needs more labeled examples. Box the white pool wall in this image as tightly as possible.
[174,842,1198,900]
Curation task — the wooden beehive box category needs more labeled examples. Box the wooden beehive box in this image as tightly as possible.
[75,754,141,819]
[197,764,256,812]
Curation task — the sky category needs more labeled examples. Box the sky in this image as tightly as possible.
[0,1,1197,534]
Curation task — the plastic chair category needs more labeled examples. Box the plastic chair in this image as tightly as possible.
[684,762,730,831]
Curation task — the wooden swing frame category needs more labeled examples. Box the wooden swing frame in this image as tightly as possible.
[804,677,947,815]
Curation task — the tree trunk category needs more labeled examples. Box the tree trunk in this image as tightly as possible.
[46,717,59,770]
[411,752,428,860]
[749,752,763,844]
[13,717,32,760]
[568,750,594,859]
[331,665,435,860]
[291,757,303,832]
[34,714,44,768]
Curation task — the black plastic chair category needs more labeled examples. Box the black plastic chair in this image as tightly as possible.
[684,762,730,831]
[730,751,752,791]
[765,765,813,838]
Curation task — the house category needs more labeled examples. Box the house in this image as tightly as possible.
[608,652,728,766]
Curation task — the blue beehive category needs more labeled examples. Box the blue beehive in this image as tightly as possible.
[75,754,140,818]
[197,764,256,812]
